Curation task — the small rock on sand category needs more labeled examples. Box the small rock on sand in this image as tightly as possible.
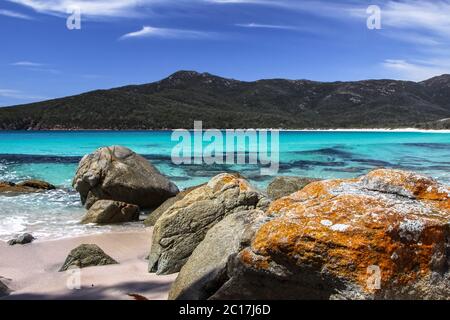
[7,233,35,246]
[59,244,118,272]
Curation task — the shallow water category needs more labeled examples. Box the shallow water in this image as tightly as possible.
[0,130,449,240]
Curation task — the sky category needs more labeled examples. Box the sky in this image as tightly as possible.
[1,0,450,106]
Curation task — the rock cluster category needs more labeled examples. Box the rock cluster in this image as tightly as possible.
[73,145,179,225]
[69,147,450,300]
[168,169,450,300]
[73,146,179,209]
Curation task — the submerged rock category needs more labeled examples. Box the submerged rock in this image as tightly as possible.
[7,233,35,246]
[169,210,266,300]
[148,173,270,275]
[59,244,118,272]
[266,176,319,200]
[81,200,140,224]
[17,180,56,190]
[72,146,179,209]
[182,169,450,300]
[144,184,205,227]
[0,180,56,194]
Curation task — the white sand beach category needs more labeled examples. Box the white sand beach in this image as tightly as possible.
[0,229,177,300]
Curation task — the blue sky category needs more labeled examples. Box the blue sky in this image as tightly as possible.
[1,0,450,106]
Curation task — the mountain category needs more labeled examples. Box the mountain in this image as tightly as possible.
[1,71,450,130]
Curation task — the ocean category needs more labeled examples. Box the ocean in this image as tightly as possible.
[1,130,449,240]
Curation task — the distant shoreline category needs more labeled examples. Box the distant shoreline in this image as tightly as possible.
[0,128,449,133]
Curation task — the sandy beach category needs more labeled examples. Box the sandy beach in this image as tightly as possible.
[0,228,177,300]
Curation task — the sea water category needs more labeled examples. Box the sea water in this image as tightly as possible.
[0,130,449,240]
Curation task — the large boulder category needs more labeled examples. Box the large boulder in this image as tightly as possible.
[148,173,270,275]
[0,180,56,194]
[144,184,205,227]
[81,200,140,224]
[59,244,118,272]
[266,176,319,200]
[72,146,179,209]
[185,169,450,300]
[169,210,266,300]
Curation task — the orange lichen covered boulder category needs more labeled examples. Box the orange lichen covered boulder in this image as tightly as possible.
[209,169,450,300]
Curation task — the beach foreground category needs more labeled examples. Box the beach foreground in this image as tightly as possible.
[0,229,177,300]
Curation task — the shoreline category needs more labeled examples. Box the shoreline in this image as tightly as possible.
[0,229,177,300]
[0,128,449,133]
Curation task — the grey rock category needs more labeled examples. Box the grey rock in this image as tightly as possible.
[59,244,118,272]
[148,173,269,275]
[72,146,179,209]
[169,210,266,300]
[81,200,140,224]
[0,279,10,297]
[144,184,205,227]
[267,176,319,200]
[7,233,35,246]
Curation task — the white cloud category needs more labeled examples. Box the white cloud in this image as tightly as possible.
[381,31,442,46]
[381,0,450,38]
[343,0,450,81]
[0,8,33,19]
[235,23,300,30]
[120,25,213,39]
[0,89,46,100]
[382,59,450,81]
[10,61,60,74]
[346,1,450,41]
[212,0,450,41]
[8,0,157,18]
[11,61,43,67]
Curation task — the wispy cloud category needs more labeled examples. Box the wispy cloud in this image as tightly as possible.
[382,59,450,81]
[235,23,300,31]
[11,61,43,67]
[347,0,450,39]
[120,26,213,39]
[373,1,450,80]
[381,1,450,39]
[11,61,61,74]
[207,0,359,16]
[8,0,159,18]
[0,8,33,19]
[381,31,442,47]
[0,89,46,101]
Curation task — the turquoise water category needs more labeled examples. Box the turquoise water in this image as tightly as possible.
[1,130,449,240]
